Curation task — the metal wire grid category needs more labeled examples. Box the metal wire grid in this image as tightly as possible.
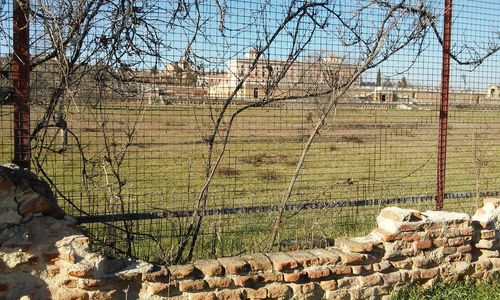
[0,0,499,263]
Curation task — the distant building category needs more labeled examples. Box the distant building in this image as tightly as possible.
[208,49,361,99]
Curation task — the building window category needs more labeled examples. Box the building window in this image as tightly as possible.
[253,88,259,98]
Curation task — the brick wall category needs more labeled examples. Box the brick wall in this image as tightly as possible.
[0,165,499,299]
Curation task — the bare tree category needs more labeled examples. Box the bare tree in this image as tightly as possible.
[13,0,499,263]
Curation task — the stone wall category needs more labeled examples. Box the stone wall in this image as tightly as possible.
[0,165,499,300]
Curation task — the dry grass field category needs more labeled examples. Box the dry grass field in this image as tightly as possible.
[1,100,500,261]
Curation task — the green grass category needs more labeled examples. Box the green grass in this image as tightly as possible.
[2,101,500,262]
[392,278,500,300]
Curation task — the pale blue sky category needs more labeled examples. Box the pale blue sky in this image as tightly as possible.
[0,0,498,91]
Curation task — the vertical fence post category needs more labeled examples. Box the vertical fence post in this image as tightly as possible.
[12,0,30,169]
[436,0,453,210]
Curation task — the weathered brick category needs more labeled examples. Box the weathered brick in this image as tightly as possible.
[291,282,318,295]
[351,264,372,275]
[414,239,432,250]
[373,261,393,273]
[307,268,331,280]
[324,289,350,300]
[350,286,390,300]
[216,288,245,300]
[442,246,457,255]
[444,228,461,238]
[457,244,472,253]
[266,252,298,272]
[259,273,283,283]
[67,263,93,278]
[459,226,474,236]
[380,271,401,285]
[359,273,383,287]
[178,280,207,292]
[193,259,224,277]
[330,266,352,276]
[189,292,217,300]
[266,284,292,298]
[401,232,422,242]
[391,259,412,270]
[142,266,170,282]
[412,257,434,269]
[420,267,440,279]
[218,257,250,275]
[433,238,447,247]
[480,230,496,240]
[307,249,341,265]
[169,264,196,279]
[287,250,320,267]
[335,237,374,253]
[448,237,468,247]
[241,254,273,272]
[245,287,267,299]
[337,277,358,288]
[371,228,400,242]
[283,271,307,283]
[319,279,338,291]
[146,282,179,296]
[206,277,233,289]
[335,251,366,265]
[234,275,259,287]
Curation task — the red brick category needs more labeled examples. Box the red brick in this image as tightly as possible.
[266,252,299,272]
[442,246,457,255]
[319,279,337,291]
[193,259,224,277]
[371,228,401,242]
[287,250,320,266]
[218,257,250,275]
[234,275,259,287]
[391,259,412,270]
[414,239,432,250]
[402,232,422,242]
[206,277,232,289]
[190,292,217,300]
[307,268,331,279]
[259,273,283,283]
[307,249,341,264]
[359,273,383,287]
[241,254,272,272]
[433,238,447,247]
[169,264,196,279]
[283,271,307,283]
[267,284,292,298]
[245,287,267,299]
[330,266,351,276]
[217,289,245,300]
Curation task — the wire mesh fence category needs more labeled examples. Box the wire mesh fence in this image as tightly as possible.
[0,0,499,264]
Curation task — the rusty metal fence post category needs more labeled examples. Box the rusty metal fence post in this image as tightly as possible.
[436,0,453,210]
[12,0,31,169]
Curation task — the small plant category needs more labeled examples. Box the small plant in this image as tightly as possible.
[257,170,279,181]
[216,166,240,177]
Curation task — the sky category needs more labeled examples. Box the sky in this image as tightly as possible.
[0,0,498,91]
